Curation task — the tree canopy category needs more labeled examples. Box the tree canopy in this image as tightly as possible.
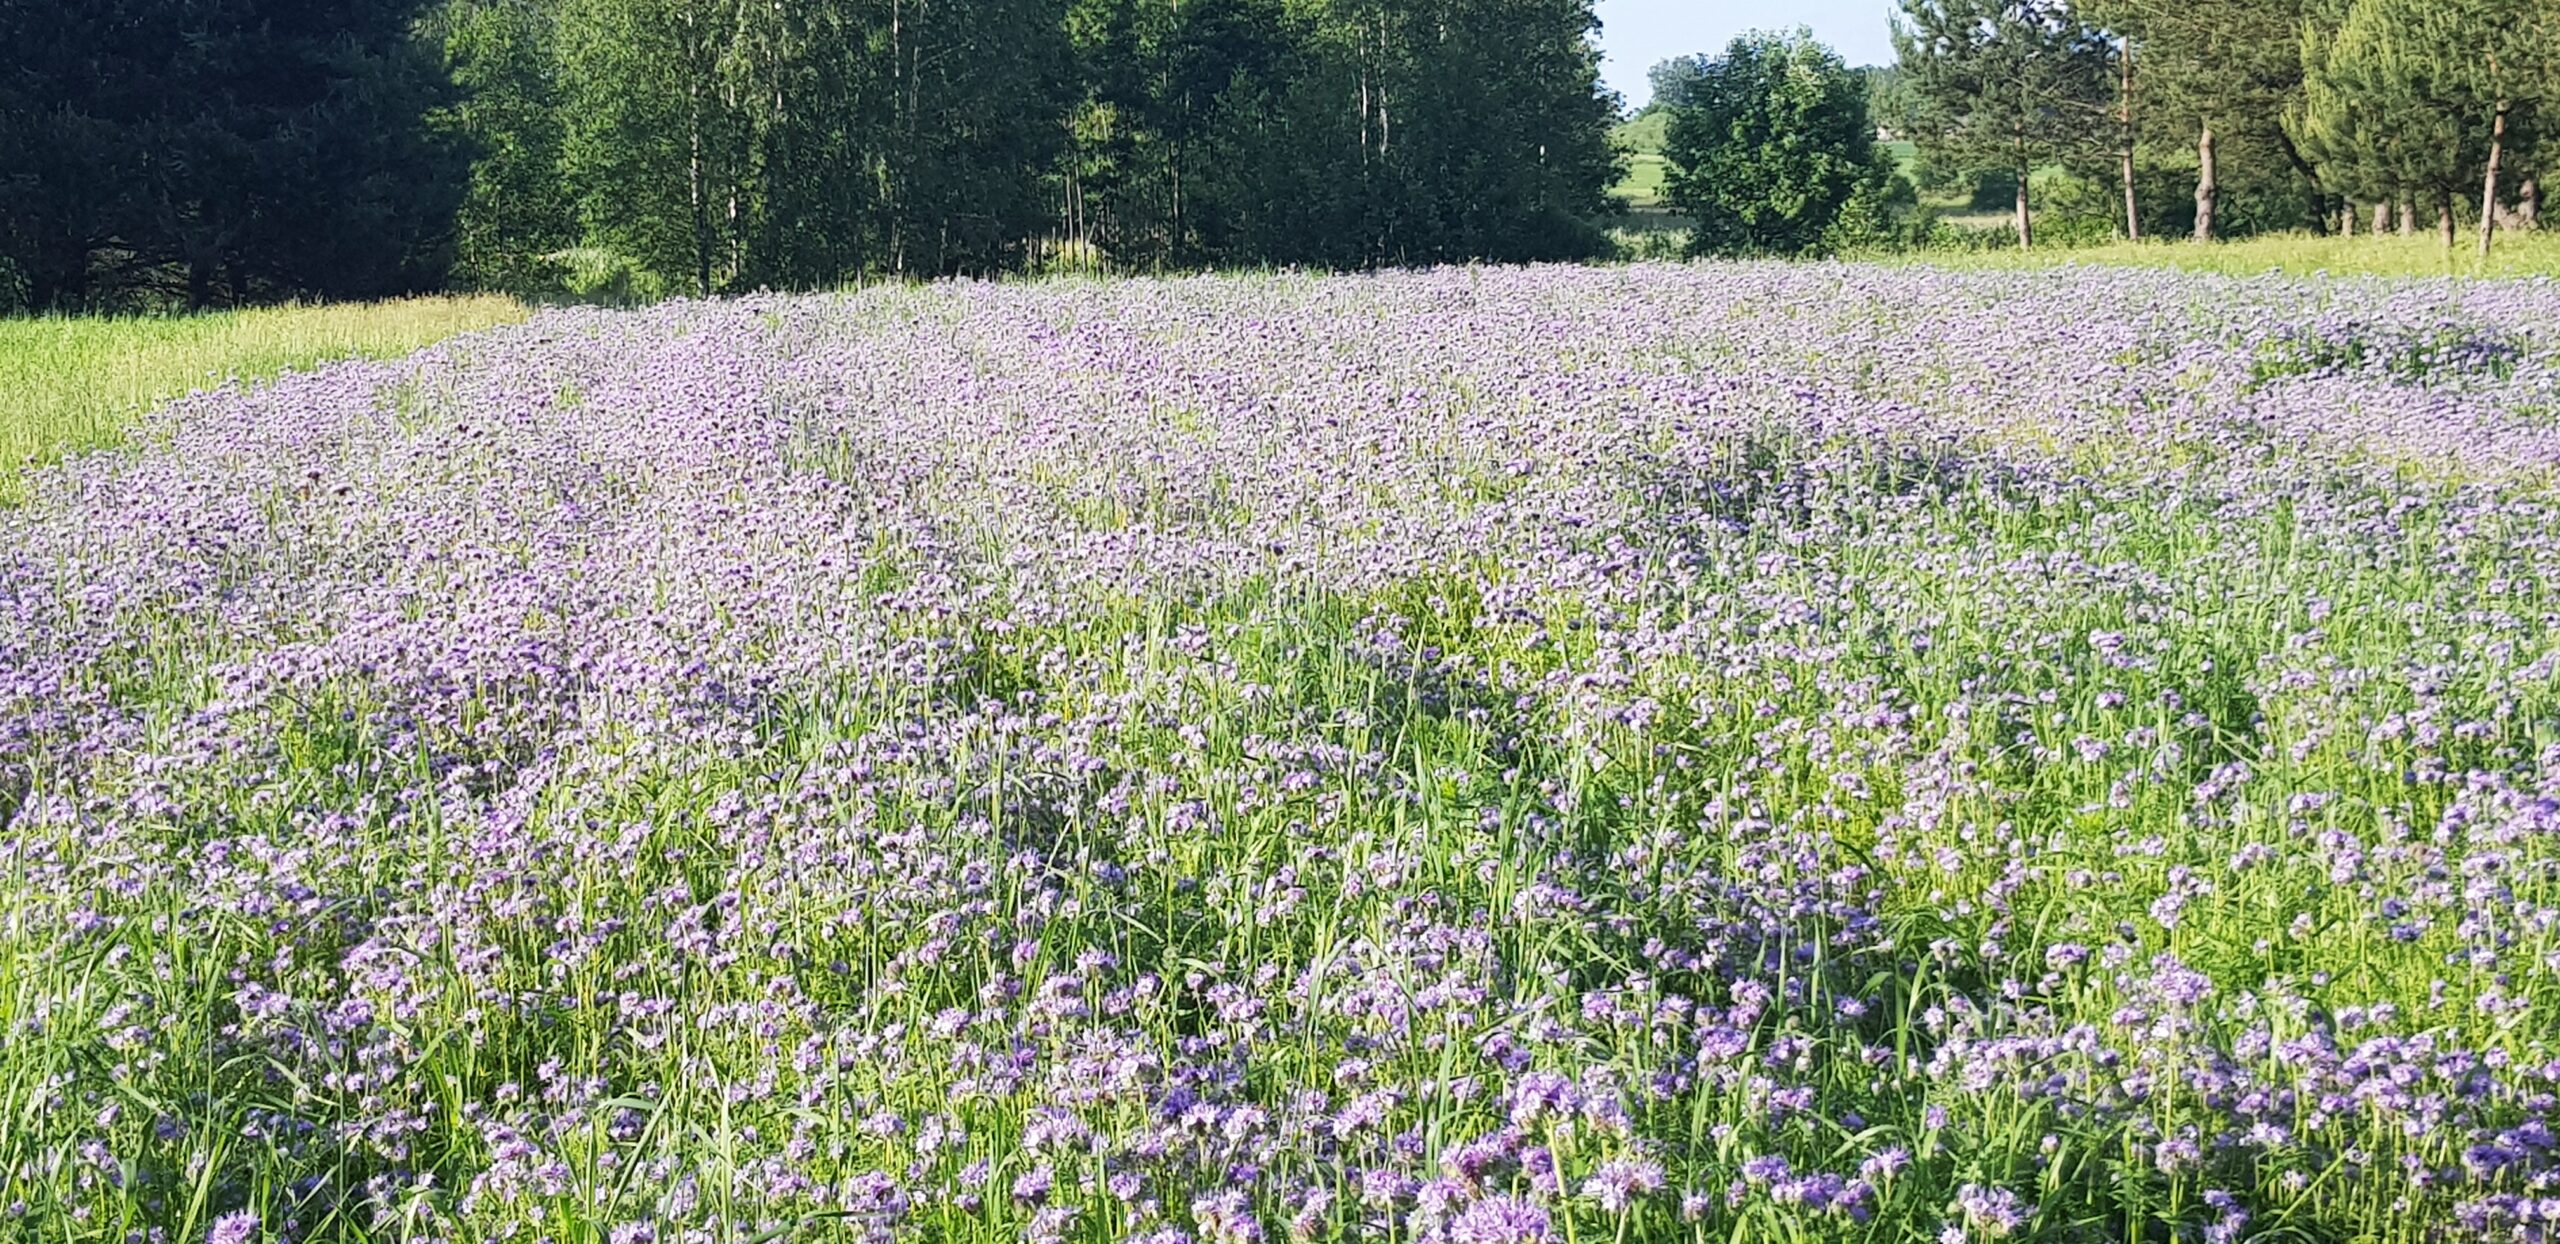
[1882,0,2557,247]
[1660,30,1898,257]
[1,0,1625,311]
[0,0,465,310]
[1893,0,2114,249]
[10,0,2560,311]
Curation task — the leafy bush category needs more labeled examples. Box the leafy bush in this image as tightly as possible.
[548,246,668,305]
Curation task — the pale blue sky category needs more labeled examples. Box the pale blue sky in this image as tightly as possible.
[1595,0,1900,109]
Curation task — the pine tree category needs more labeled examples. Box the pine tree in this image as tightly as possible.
[2295,0,2487,252]
[2078,0,2318,241]
[1895,0,2114,250]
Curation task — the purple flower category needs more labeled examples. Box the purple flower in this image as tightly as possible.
[6,251,2553,1244]
[208,1212,260,1244]
[1505,1072,1576,1129]
[1582,1156,1666,1212]
[1858,1148,1910,1182]
[1026,1204,1081,1244]
[1447,1131,1522,1187]
[845,1171,909,1220]
[1449,1194,1553,1244]
[1192,1190,1262,1244]
[1740,1154,1792,1184]
[1954,1185,2032,1238]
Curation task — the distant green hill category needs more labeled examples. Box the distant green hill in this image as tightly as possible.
[1613,111,1668,156]
[1611,112,1671,207]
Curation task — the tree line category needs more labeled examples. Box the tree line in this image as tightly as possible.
[0,0,1619,311]
[10,1,2551,310]
[1649,0,2556,257]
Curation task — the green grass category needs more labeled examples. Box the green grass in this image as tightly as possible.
[1611,112,1672,208]
[1609,208,1688,261]
[1897,229,2560,278]
[1615,154,1672,208]
[0,296,525,503]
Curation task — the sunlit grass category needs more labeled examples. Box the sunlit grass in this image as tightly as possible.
[0,296,525,503]
[1899,229,2560,278]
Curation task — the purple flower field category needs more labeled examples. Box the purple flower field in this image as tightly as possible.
[5,263,2560,1244]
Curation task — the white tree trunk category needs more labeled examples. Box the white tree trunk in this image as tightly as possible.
[2192,124,2216,243]
[2480,99,2508,258]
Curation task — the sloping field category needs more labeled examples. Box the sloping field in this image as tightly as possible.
[0,297,525,504]
[5,265,2559,1243]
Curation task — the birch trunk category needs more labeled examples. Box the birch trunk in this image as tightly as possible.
[2192,124,2216,243]
[2119,38,2139,241]
[2015,157,2033,251]
[2480,97,2508,258]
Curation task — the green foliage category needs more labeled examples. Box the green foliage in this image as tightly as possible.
[0,0,466,312]
[1866,64,1920,138]
[436,0,1621,289]
[436,0,579,295]
[2296,0,2484,210]
[1612,111,1669,157]
[1647,54,1710,112]
[2248,317,2523,387]
[2084,0,2324,232]
[0,256,26,317]
[554,0,748,297]
[3,0,1626,306]
[27,0,2558,291]
[548,246,668,303]
[1894,0,2115,246]
[1661,30,1902,257]
[538,0,1089,294]
[2293,0,2554,240]
[1160,0,1624,269]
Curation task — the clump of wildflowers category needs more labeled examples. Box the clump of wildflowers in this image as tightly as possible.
[5,265,2560,1242]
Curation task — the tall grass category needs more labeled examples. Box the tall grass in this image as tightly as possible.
[0,296,524,503]
[1894,229,2560,278]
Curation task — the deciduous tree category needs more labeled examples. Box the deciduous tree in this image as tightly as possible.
[1662,30,1896,257]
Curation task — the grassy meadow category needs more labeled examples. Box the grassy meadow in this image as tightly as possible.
[0,296,524,503]
[1610,111,1673,210]
[1908,228,2560,278]
[5,263,2560,1243]
[1604,112,2560,279]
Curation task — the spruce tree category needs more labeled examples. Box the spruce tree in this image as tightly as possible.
[0,0,462,310]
